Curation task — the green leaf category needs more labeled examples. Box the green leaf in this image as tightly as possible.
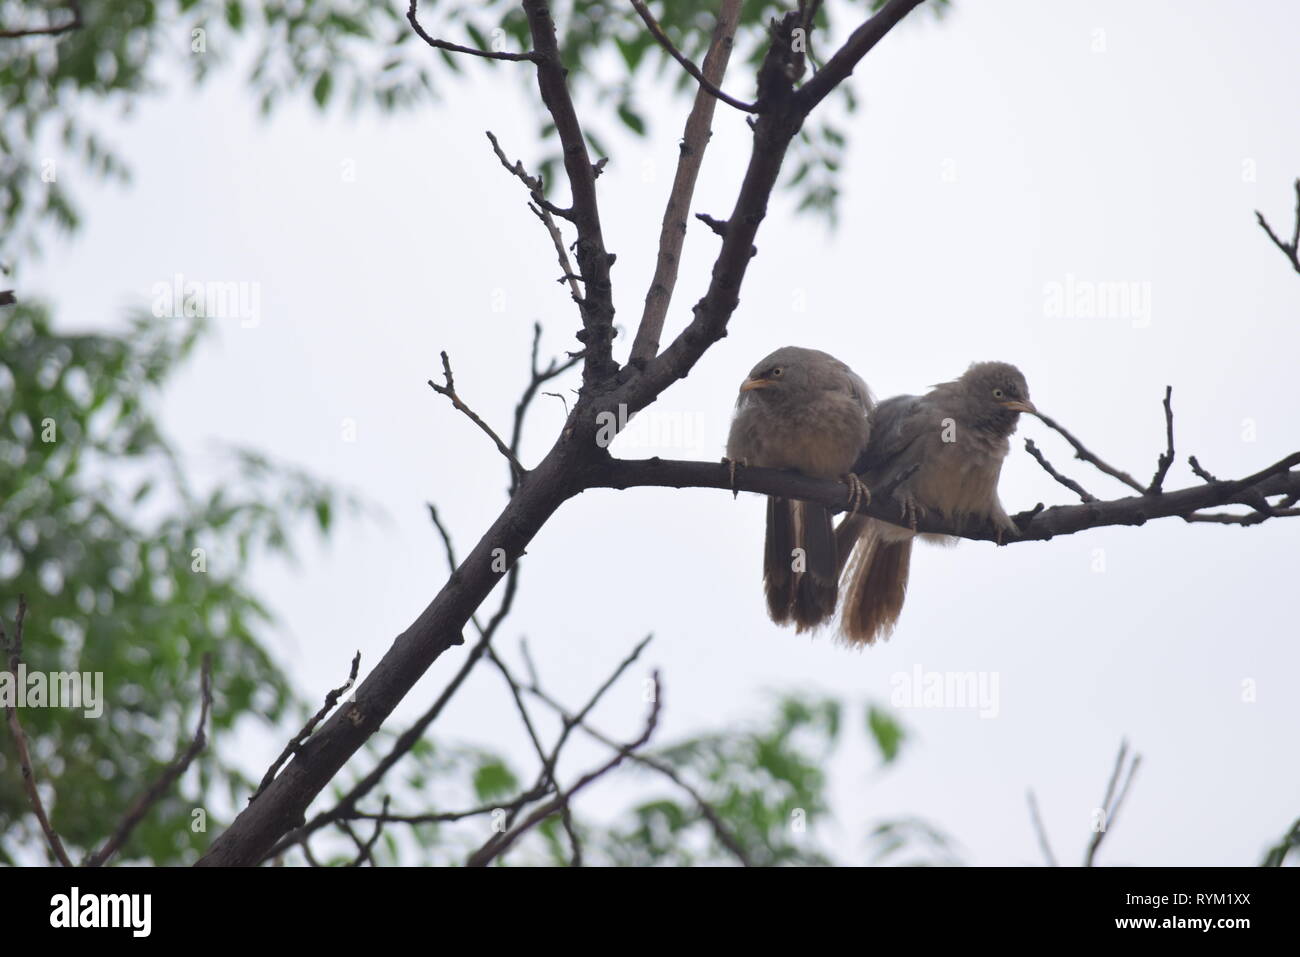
[867,704,906,765]
[472,758,518,801]
[312,71,334,108]
[616,102,645,136]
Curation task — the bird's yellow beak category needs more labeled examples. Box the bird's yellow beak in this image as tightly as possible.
[740,377,775,392]
[1001,399,1037,415]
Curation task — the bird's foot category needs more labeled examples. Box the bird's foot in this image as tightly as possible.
[724,457,740,499]
[898,493,926,532]
[841,473,871,514]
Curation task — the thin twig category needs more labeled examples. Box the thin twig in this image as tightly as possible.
[467,671,663,867]
[2,598,73,866]
[1025,789,1058,867]
[251,651,362,802]
[529,203,584,302]
[345,784,551,826]
[1030,410,1146,493]
[629,0,744,364]
[0,0,81,39]
[1147,386,1175,493]
[524,676,753,866]
[1255,178,1300,275]
[1083,740,1141,867]
[1188,455,1219,484]
[406,0,536,62]
[509,324,580,478]
[627,0,758,113]
[429,351,526,479]
[85,655,214,866]
[1025,439,1096,503]
[1185,506,1300,525]
[484,130,573,220]
[521,0,619,382]
[346,796,390,866]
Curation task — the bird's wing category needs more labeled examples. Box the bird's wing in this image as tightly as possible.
[855,395,930,479]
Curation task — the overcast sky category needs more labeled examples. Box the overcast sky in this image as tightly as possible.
[24,0,1300,865]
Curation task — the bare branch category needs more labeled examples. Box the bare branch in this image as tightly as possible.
[1084,740,1141,867]
[0,0,81,39]
[2,598,73,866]
[1031,409,1146,494]
[1024,438,1096,503]
[523,675,753,866]
[467,671,663,867]
[1025,789,1058,867]
[522,0,618,382]
[345,783,551,826]
[428,351,526,479]
[630,0,745,365]
[587,452,1300,543]
[406,0,536,62]
[1147,386,1175,493]
[85,654,213,866]
[251,652,361,803]
[344,796,390,866]
[484,130,573,220]
[1255,178,1300,275]
[796,0,928,112]
[627,0,757,114]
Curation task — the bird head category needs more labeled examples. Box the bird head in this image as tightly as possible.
[956,361,1036,435]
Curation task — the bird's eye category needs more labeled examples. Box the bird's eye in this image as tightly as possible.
[992,388,1004,399]
[772,367,783,377]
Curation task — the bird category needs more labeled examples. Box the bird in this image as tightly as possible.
[834,361,1035,646]
[725,346,874,630]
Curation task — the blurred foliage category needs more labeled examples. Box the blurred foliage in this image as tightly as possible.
[309,691,951,867]
[1,0,950,265]
[0,302,353,864]
[1261,817,1300,867]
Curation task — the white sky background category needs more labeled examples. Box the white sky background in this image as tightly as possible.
[23,0,1299,865]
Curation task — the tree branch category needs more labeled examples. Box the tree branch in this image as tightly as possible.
[466,671,662,867]
[428,350,526,480]
[85,654,213,866]
[1025,789,1058,867]
[0,0,81,39]
[1255,178,1300,275]
[583,452,1300,543]
[796,0,928,112]
[2,598,73,866]
[406,0,536,62]
[1024,438,1096,504]
[626,0,757,114]
[629,0,745,366]
[1147,386,1175,493]
[523,675,754,866]
[1084,740,1141,867]
[522,0,619,382]
[250,652,361,804]
[1031,409,1146,494]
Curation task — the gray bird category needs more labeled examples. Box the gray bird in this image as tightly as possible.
[834,361,1035,645]
[725,346,874,630]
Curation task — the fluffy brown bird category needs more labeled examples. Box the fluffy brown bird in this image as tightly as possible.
[835,361,1034,645]
[725,346,874,630]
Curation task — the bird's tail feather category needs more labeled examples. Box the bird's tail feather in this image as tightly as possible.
[840,525,912,645]
[792,501,837,631]
[764,497,796,623]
